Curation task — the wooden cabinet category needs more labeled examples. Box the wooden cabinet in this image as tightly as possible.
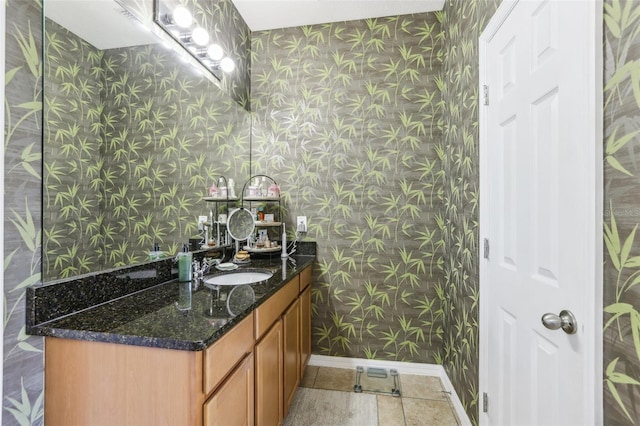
[299,265,312,375]
[256,264,314,423]
[255,319,283,426]
[255,275,299,339]
[300,285,312,376]
[45,337,204,426]
[204,353,254,426]
[283,297,301,416]
[204,312,254,393]
[44,313,254,426]
[44,264,313,426]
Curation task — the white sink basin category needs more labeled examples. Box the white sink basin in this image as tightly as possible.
[205,271,273,286]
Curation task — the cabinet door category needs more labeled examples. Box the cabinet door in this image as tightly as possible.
[283,298,300,416]
[299,285,312,376]
[255,319,283,426]
[204,353,254,426]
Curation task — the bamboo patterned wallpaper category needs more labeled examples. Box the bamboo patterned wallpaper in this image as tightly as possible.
[123,0,252,109]
[440,1,499,422]
[43,19,103,279]
[43,2,251,280]
[250,3,503,422]
[5,0,640,425]
[603,0,640,423]
[252,14,447,362]
[4,1,45,423]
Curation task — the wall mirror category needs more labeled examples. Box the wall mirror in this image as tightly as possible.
[43,0,252,282]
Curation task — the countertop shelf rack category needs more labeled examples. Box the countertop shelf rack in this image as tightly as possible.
[240,175,283,257]
[203,175,239,247]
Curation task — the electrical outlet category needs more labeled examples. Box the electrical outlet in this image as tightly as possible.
[296,216,307,232]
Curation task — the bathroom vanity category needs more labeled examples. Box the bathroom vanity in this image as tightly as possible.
[29,255,314,426]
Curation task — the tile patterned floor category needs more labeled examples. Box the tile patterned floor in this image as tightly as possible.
[285,366,461,426]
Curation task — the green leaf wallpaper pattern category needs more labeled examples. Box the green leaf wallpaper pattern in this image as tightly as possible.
[44,19,104,279]
[603,0,640,423]
[4,1,46,425]
[43,3,252,280]
[124,0,252,109]
[440,1,499,424]
[251,14,447,364]
[5,0,640,425]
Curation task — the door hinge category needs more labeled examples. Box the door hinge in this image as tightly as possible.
[483,238,490,259]
[483,84,489,106]
[483,392,489,413]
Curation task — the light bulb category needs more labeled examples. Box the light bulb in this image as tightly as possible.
[192,27,209,46]
[207,44,224,61]
[173,6,192,28]
[220,57,235,73]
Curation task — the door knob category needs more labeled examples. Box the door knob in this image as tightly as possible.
[541,310,577,334]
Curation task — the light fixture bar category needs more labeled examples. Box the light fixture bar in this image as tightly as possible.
[153,0,236,80]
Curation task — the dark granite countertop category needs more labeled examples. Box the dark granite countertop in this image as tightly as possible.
[29,255,315,351]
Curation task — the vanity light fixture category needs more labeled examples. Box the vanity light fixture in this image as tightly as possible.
[191,27,209,46]
[154,0,236,80]
[207,43,224,61]
[160,5,192,28]
[220,57,235,73]
[172,5,192,28]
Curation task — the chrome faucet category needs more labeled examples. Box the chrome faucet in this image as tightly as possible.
[193,258,213,281]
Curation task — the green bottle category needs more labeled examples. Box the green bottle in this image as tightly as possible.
[177,243,192,282]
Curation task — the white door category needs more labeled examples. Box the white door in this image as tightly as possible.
[479,1,602,425]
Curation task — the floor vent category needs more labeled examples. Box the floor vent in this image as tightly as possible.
[353,366,401,397]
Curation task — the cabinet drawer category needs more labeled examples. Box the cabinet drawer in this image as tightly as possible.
[204,313,254,395]
[255,276,299,339]
[299,265,312,293]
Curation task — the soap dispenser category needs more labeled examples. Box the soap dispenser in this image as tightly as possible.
[177,243,193,282]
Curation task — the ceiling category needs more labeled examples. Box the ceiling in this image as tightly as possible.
[231,0,446,31]
[45,0,158,49]
[44,0,445,50]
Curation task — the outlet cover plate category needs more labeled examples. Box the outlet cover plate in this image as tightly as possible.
[297,216,307,232]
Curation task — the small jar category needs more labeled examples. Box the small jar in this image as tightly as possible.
[268,183,280,198]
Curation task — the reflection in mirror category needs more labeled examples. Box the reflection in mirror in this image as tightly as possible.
[43,0,251,282]
[153,0,236,81]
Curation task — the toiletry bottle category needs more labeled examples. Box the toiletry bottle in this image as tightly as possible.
[149,242,162,260]
[209,182,218,197]
[260,177,267,197]
[228,178,236,198]
[249,177,260,197]
[268,182,279,198]
[176,281,192,311]
[177,243,193,282]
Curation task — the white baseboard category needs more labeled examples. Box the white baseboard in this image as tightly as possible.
[308,355,471,426]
